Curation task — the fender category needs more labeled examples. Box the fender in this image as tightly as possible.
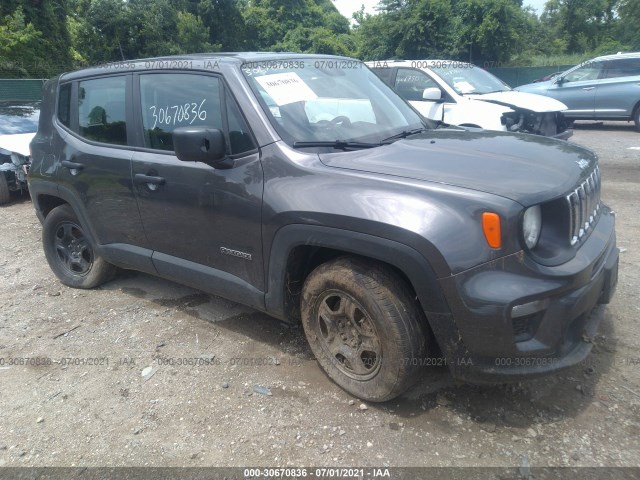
[32,182,156,274]
[264,224,452,320]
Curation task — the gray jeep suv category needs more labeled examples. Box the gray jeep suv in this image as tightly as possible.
[29,53,618,401]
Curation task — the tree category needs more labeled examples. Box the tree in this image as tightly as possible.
[176,11,216,52]
[0,7,43,77]
[618,0,640,50]
[454,0,528,64]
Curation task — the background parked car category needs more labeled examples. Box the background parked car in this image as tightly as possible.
[516,52,640,131]
[0,101,40,204]
[368,60,572,139]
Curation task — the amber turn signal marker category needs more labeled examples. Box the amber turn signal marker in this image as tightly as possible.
[482,212,502,248]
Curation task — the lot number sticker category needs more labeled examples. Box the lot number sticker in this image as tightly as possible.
[256,72,318,106]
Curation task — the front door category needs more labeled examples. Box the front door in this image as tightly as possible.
[394,68,446,122]
[549,61,605,119]
[131,72,264,307]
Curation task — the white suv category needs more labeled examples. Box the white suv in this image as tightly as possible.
[368,60,572,139]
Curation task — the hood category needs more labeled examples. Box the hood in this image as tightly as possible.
[0,133,36,157]
[319,130,596,207]
[468,90,566,112]
[514,82,553,95]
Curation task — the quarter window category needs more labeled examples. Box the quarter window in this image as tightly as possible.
[78,76,127,145]
[58,83,71,128]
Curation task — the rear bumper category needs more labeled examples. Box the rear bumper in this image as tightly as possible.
[432,207,618,383]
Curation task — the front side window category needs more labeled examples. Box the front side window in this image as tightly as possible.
[139,73,223,152]
[78,76,127,145]
[395,68,440,101]
[563,62,604,83]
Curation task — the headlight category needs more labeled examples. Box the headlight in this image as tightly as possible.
[523,206,542,249]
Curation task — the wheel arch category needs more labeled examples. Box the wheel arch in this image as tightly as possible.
[265,224,451,324]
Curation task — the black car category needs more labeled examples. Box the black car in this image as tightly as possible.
[0,101,39,204]
[28,54,618,401]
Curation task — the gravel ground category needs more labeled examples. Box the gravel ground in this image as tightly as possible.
[0,122,639,470]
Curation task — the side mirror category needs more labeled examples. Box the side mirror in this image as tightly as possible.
[554,76,565,86]
[172,127,227,166]
[422,87,443,102]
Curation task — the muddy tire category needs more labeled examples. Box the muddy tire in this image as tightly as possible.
[42,204,116,288]
[301,256,429,402]
[0,173,10,205]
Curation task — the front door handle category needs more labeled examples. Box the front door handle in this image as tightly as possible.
[582,87,595,91]
[61,160,84,170]
[134,173,165,188]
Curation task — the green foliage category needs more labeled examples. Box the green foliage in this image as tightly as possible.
[1,0,638,79]
[176,11,217,53]
[0,7,44,77]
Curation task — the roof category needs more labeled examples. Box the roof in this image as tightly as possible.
[593,51,640,61]
[59,52,354,81]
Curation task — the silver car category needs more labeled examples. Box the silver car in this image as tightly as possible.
[516,52,640,131]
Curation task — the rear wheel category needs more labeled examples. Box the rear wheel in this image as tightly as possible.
[0,173,10,205]
[42,204,116,288]
[634,105,640,132]
[301,257,429,402]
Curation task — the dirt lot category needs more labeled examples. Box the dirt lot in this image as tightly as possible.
[0,122,639,470]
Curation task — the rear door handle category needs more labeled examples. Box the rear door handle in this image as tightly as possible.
[61,160,84,170]
[582,87,595,91]
[134,174,165,186]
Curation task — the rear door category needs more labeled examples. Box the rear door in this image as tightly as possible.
[55,75,149,262]
[130,71,265,308]
[595,58,640,119]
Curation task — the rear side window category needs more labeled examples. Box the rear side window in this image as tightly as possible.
[603,58,640,79]
[58,83,71,128]
[139,73,222,151]
[78,76,127,145]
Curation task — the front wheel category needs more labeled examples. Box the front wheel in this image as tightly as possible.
[301,257,430,402]
[42,204,116,288]
[634,106,640,132]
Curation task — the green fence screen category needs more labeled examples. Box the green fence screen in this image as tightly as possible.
[0,65,578,102]
[0,79,47,102]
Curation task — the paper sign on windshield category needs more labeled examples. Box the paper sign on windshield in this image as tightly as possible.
[256,72,318,106]
[454,81,476,94]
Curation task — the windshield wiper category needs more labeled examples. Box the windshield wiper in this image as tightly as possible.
[380,127,429,144]
[292,140,378,150]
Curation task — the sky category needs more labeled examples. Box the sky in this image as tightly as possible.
[333,0,549,20]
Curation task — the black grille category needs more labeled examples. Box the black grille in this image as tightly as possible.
[567,166,601,246]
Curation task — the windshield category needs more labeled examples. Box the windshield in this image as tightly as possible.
[0,102,40,135]
[430,65,511,95]
[241,59,425,147]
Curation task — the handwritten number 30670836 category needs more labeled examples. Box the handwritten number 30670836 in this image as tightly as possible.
[149,99,207,129]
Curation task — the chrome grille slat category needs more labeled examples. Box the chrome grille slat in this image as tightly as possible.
[567,166,601,246]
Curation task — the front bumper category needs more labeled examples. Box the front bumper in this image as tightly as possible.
[432,207,618,383]
[554,128,573,140]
